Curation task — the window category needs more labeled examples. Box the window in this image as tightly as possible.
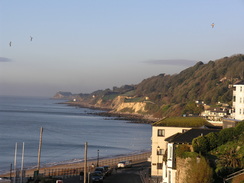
[158,129,165,137]
[157,163,162,169]
[157,148,164,155]
[240,97,242,103]
[240,109,242,115]
[233,96,236,102]
[241,86,242,92]
[168,170,171,183]
[169,146,173,159]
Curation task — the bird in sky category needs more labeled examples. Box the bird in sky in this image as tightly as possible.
[9,41,12,47]
[211,23,215,28]
[30,36,33,41]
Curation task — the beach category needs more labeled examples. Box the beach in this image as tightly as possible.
[0,152,151,179]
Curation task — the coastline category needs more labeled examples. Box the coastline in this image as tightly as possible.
[0,151,151,178]
[0,98,153,178]
[61,101,158,124]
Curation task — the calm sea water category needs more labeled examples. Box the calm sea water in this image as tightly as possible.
[0,96,151,174]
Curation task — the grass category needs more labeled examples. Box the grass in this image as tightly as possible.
[153,117,212,127]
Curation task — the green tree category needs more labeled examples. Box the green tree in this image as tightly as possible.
[218,127,236,146]
[235,121,244,136]
[183,101,203,115]
[192,136,209,154]
[176,144,191,158]
[205,132,219,151]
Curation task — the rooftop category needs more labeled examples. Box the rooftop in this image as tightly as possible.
[234,80,244,85]
[152,117,214,128]
[165,128,220,144]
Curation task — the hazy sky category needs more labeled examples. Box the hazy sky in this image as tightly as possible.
[1,1,244,97]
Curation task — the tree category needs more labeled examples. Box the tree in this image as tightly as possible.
[218,127,236,146]
[192,136,209,154]
[205,132,219,151]
[235,121,244,136]
[183,101,203,115]
[185,156,213,183]
[176,144,191,158]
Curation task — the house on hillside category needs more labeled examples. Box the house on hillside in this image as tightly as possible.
[223,81,244,129]
[232,81,244,121]
[201,107,230,122]
[162,128,220,183]
[150,117,218,180]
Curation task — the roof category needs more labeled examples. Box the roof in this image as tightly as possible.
[152,117,214,128]
[234,81,244,85]
[165,128,220,144]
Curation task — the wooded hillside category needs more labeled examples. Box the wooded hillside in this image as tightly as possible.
[56,54,244,118]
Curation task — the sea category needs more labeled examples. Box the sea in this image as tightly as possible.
[0,96,152,174]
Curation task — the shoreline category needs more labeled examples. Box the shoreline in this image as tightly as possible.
[0,151,151,178]
[0,99,154,178]
[61,101,158,124]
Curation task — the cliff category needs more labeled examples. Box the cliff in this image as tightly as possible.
[53,91,73,99]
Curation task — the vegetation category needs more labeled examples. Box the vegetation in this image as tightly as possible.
[184,156,214,183]
[175,144,191,158]
[182,101,204,116]
[192,121,244,153]
[192,136,209,154]
[69,54,244,118]
[124,97,144,103]
[152,117,213,127]
[191,121,244,181]
[135,55,244,113]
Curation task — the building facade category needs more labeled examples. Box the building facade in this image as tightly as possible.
[151,126,191,177]
[233,81,244,120]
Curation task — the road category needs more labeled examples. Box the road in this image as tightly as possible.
[64,161,150,183]
[103,162,148,183]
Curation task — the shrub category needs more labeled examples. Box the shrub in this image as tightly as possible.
[205,132,219,151]
[235,121,244,136]
[176,144,191,158]
[218,127,236,146]
[184,156,213,183]
[192,136,209,154]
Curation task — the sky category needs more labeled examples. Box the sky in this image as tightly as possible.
[1,0,244,97]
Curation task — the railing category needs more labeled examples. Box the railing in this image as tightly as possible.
[4,152,151,183]
[41,152,150,177]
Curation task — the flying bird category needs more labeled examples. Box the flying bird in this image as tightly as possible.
[9,41,12,47]
[211,23,215,28]
[30,36,33,41]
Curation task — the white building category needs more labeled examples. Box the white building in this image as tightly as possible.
[233,81,244,120]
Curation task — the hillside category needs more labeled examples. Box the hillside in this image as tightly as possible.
[54,54,244,118]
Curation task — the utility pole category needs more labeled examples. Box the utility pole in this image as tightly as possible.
[37,127,43,171]
[14,143,17,183]
[97,150,100,167]
[21,142,25,183]
[10,163,12,182]
[84,142,88,183]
